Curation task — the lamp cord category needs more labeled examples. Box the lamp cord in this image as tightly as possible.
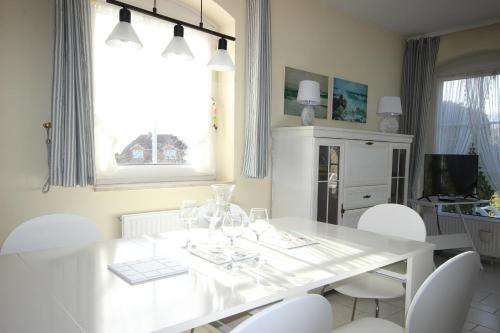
[153,0,157,13]
[42,124,52,194]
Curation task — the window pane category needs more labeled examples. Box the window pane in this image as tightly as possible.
[399,150,406,177]
[391,178,398,203]
[392,149,399,177]
[327,185,339,224]
[92,3,216,181]
[317,182,328,222]
[397,178,405,203]
[318,146,328,181]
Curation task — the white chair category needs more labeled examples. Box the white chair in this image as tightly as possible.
[333,251,480,333]
[333,204,426,319]
[229,294,332,333]
[1,214,103,255]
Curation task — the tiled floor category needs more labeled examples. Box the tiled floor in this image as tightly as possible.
[190,252,500,332]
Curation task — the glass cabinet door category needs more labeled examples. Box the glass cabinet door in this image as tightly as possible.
[390,148,408,204]
[317,145,341,224]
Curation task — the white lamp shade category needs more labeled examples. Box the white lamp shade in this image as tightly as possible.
[378,96,402,115]
[105,22,143,50]
[207,49,235,72]
[161,36,194,61]
[297,80,320,106]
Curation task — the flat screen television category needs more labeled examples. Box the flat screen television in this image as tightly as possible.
[423,154,478,198]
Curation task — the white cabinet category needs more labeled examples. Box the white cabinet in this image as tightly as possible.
[272,126,412,228]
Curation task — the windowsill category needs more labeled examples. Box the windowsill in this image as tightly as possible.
[93,179,234,192]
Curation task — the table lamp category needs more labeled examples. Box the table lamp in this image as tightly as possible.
[297,80,320,126]
[378,96,403,133]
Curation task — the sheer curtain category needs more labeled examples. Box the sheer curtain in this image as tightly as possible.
[436,75,500,191]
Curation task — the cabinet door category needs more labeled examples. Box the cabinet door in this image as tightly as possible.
[315,141,343,224]
[389,144,410,204]
[340,207,369,229]
[344,141,390,187]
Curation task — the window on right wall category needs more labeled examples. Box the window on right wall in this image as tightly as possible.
[435,73,500,216]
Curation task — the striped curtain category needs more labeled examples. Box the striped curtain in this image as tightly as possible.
[50,0,95,187]
[242,0,272,178]
[401,37,440,198]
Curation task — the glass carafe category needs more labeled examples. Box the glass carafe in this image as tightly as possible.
[208,184,235,251]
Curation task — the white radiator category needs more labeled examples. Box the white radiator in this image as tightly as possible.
[121,210,183,239]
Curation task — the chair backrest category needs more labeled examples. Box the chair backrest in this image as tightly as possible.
[406,251,480,333]
[1,214,103,255]
[230,294,332,333]
[358,204,426,241]
[198,203,249,227]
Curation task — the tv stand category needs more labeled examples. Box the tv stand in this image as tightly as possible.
[409,197,489,269]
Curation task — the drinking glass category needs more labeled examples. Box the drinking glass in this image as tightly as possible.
[180,200,198,249]
[222,212,244,268]
[248,208,270,261]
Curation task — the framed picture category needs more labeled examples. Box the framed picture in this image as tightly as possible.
[284,67,328,119]
[332,77,368,123]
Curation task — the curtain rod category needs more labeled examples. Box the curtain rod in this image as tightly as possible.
[106,0,236,42]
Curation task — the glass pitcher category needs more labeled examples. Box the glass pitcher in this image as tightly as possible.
[208,184,235,251]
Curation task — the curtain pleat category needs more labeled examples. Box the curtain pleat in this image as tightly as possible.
[242,0,272,178]
[50,0,95,187]
[401,37,440,198]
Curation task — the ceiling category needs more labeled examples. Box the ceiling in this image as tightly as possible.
[324,0,500,37]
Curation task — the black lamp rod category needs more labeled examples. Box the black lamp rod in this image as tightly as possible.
[106,0,236,42]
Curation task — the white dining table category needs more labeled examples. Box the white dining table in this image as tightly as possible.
[0,217,435,333]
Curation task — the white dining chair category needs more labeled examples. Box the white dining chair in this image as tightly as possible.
[229,294,333,333]
[333,204,426,319]
[0,214,103,255]
[333,251,480,333]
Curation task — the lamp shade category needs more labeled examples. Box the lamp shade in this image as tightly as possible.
[297,80,320,106]
[105,8,143,50]
[377,96,402,115]
[208,38,235,72]
[162,25,194,61]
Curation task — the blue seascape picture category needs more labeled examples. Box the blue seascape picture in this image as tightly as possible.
[332,78,368,123]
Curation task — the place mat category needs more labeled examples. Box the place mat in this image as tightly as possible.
[109,257,188,285]
[189,246,257,265]
[259,230,319,250]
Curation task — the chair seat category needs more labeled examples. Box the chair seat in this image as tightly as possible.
[334,273,405,299]
[333,317,404,333]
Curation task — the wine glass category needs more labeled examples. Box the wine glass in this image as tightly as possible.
[222,212,244,269]
[248,208,270,261]
[180,200,198,249]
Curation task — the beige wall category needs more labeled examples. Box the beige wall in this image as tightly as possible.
[0,0,404,244]
[436,23,500,66]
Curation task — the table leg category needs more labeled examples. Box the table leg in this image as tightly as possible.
[405,249,434,315]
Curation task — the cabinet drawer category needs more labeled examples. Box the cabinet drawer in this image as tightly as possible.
[343,185,388,210]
